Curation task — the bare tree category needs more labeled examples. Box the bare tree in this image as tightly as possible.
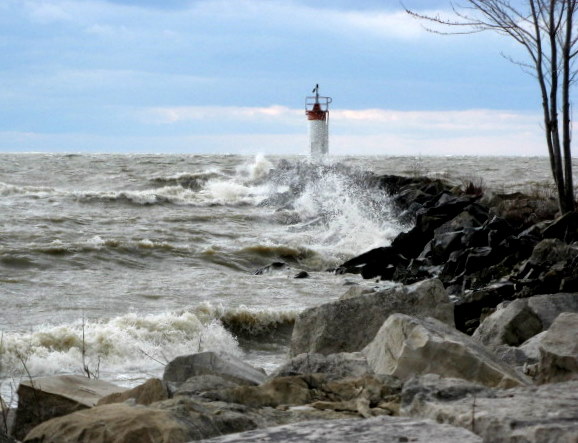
[406,0,576,213]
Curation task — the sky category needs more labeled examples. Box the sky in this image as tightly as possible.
[0,0,559,155]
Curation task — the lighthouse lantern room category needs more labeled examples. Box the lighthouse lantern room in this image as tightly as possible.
[305,84,332,156]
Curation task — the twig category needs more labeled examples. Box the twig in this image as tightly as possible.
[471,392,477,432]
[138,348,167,366]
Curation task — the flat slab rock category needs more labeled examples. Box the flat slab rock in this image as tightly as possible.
[401,375,578,442]
[201,416,482,442]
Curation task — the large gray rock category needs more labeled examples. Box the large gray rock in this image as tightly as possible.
[23,397,258,443]
[201,416,482,442]
[13,375,125,441]
[291,279,453,356]
[526,292,578,328]
[172,374,240,397]
[472,293,578,351]
[401,375,578,442]
[536,312,578,384]
[270,352,371,380]
[363,314,529,388]
[472,299,543,350]
[163,351,266,386]
[518,330,548,362]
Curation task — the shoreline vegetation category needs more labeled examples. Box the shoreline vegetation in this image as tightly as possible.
[2,168,578,442]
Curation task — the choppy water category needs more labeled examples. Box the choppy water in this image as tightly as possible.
[0,153,570,401]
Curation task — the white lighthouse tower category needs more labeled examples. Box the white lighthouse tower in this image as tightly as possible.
[305,84,332,156]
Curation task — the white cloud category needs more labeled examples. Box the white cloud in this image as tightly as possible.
[142,105,541,137]
[143,105,301,124]
[2,106,546,156]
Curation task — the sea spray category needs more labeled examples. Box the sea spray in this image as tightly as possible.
[254,157,403,265]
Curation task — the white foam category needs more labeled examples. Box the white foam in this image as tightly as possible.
[0,310,240,382]
[0,181,55,197]
[273,160,402,263]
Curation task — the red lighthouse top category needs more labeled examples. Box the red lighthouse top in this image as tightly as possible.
[306,84,332,121]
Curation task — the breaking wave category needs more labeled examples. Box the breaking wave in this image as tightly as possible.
[0,303,298,385]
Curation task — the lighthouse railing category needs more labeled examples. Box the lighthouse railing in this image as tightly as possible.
[305,96,332,112]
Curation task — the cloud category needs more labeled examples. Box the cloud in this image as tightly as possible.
[142,105,301,124]
[142,105,541,136]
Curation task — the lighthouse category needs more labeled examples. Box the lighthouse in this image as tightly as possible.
[305,84,332,156]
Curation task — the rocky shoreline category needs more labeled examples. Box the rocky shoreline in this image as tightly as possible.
[2,173,577,442]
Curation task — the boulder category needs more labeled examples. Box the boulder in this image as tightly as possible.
[526,292,578,328]
[401,375,578,442]
[472,293,578,351]
[200,416,482,443]
[172,374,240,397]
[270,352,371,381]
[290,279,453,356]
[23,397,258,443]
[518,330,548,362]
[163,351,266,386]
[13,374,125,441]
[471,299,543,350]
[527,238,578,267]
[536,312,578,384]
[363,314,529,388]
[493,344,538,368]
[97,378,169,406]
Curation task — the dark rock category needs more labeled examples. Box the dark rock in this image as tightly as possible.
[338,246,408,278]
[454,281,516,334]
[0,431,16,443]
[542,210,578,243]
[294,271,309,279]
[253,262,287,275]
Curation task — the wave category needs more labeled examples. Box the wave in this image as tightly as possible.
[0,236,194,271]
[0,181,56,197]
[197,303,297,337]
[238,244,316,262]
[149,171,224,190]
[0,303,296,382]
[0,309,238,381]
